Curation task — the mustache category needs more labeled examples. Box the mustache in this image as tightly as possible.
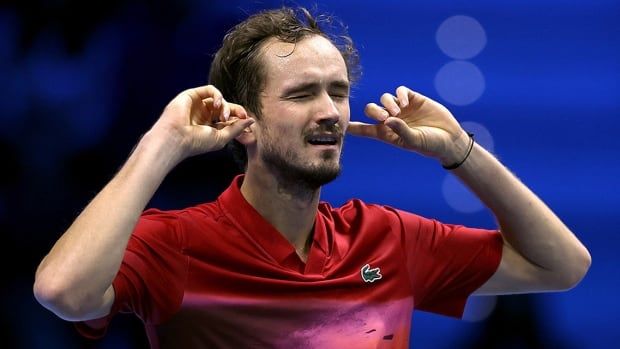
[303,124,344,138]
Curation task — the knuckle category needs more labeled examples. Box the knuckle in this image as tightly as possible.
[206,85,222,97]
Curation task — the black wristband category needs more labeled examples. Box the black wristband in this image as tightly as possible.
[442,132,475,170]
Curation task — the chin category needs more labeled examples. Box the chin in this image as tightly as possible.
[301,166,341,188]
[261,146,343,189]
[282,160,341,189]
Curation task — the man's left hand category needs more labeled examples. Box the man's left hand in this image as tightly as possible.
[348,86,469,165]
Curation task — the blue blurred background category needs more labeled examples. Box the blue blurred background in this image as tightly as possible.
[1,0,618,348]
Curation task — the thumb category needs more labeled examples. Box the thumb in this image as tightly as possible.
[383,117,425,150]
[383,117,411,137]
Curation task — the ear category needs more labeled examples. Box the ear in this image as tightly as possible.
[235,112,257,146]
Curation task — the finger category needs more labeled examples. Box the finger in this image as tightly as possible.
[405,89,431,109]
[380,93,400,116]
[213,120,236,130]
[228,103,248,119]
[213,110,249,130]
[194,100,248,126]
[395,86,410,108]
[191,98,216,125]
[347,121,385,139]
[220,99,230,120]
[191,85,223,107]
[217,118,255,143]
[203,98,215,108]
[364,103,389,122]
[201,96,225,123]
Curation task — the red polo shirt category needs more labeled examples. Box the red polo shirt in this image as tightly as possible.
[77,175,502,348]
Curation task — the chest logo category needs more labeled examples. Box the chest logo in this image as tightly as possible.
[360,264,382,283]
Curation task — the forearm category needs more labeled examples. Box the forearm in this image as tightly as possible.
[352,86,590,291]
[34,129,183,318]
[449,138,591,286]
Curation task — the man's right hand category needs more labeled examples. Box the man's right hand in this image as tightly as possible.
[151,85,255,160]
[34,85,254,321]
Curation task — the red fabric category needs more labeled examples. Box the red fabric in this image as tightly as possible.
[76,175,502,348]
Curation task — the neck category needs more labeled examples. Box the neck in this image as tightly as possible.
[240,165,321,259]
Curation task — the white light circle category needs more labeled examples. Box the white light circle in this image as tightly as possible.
[434,61,485,106]
[442,174,484,213]
[436,15,487,60]
[460,121,495,153]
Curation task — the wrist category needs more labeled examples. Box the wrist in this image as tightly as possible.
[439,131,474,169]
[136,128,187,171]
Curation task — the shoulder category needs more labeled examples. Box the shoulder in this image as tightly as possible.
[134,201,222,246]
[318,199,438,242]
[319,198,423,228]
[140,200,222,224]
[320,198,427,221]
[319,198,380,218]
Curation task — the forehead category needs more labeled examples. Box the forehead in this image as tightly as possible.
[259,35,348,90]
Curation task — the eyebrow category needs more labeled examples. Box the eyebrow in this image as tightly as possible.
[280,80,350,96]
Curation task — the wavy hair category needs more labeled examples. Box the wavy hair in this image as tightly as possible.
[208,7,360,170]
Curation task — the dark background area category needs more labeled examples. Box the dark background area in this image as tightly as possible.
[1,0,618,348]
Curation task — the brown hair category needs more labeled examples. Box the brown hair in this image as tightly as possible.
[208,7,360,170]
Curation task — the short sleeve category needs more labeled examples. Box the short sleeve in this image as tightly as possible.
[75,209,189,338]
[390,207,503,318]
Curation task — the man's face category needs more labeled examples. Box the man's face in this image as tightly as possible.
[253,35,350,189]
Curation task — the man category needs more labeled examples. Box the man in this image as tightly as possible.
[34,7,590,348]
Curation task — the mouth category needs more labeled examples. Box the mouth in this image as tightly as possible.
[306,134,340,147]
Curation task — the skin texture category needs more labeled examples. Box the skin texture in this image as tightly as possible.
[258,37,348,190]
[33,33,590,322]
[238,36,351,255]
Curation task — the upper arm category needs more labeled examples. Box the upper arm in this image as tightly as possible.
[474,238,571,295]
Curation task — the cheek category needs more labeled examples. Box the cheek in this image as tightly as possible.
[259,122,302,149]
[271,122,302,139]
[339,104,351,127]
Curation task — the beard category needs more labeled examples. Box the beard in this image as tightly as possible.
[260,126,343,191]
[262,146,341,190]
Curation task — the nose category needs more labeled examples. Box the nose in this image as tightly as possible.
[315,91,341,126]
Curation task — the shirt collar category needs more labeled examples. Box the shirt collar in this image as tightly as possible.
[218,175,328,264]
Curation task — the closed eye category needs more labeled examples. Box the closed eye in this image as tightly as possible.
[287,94,311,100]
[288,94,347,102]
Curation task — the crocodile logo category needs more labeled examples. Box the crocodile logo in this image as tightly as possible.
[360,263,382,283]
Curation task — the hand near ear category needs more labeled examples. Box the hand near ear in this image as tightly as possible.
[151,85,255,159]
[348,86,467,164]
